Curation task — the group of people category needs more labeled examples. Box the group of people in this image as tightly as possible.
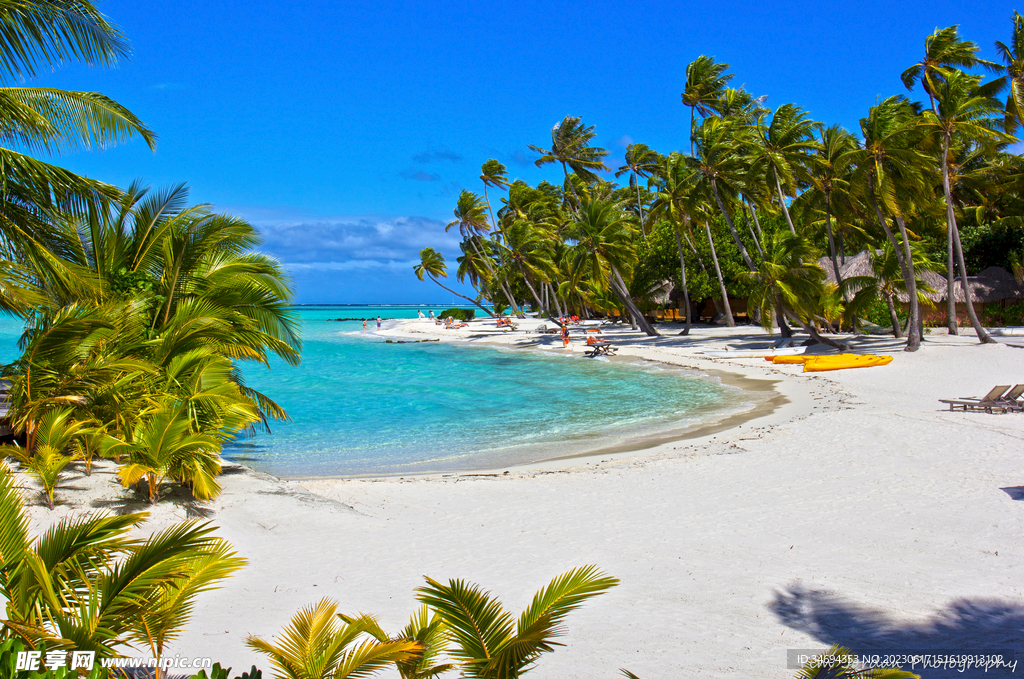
[361,317,383,332]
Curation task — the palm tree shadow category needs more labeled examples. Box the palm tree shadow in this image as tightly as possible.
[770,585,1024,677]
[1000,486,1024,500]
[90,496,149,515]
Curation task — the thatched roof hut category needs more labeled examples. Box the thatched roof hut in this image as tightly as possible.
[817,251,1024,304]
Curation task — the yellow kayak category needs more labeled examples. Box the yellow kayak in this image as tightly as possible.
[769,354,813,364]
[803,354,893,372]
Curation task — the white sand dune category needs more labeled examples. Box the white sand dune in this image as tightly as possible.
[19,318,1024,677]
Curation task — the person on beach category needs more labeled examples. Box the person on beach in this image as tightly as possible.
[362,319,367,332]
[429,310,435,320]
[418,310,424,319]
[561,323,570,348]
[377,316,382,329]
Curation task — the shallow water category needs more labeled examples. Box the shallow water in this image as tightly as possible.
[226,306,748,477]
[0,307,752,478]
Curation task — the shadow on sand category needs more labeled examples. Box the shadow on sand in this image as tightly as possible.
[770,585,1023,677]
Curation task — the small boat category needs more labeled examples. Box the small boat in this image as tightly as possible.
[802,354,894,372]
[701,346,804,358]
[768,354,821,364]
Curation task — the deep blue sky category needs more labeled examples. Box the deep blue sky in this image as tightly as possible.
[34,0,1022,303]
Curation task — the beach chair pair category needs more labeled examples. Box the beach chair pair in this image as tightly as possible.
[939,384,1024,413]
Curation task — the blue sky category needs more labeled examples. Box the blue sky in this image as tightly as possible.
[35,0,1023,303]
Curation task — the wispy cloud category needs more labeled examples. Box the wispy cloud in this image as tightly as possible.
[510,149,534,167]
[413,149,463,164]
[611,134,633,149]
[150,82,185,91]
[400,169,441,182]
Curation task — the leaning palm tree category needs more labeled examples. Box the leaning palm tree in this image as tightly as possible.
[745,103,821,235]
[843,240,941,338]
[416,566,618,679]
[681,55,733,154]
[740,230,850,351]
[920,71,1011,342]
[528,116,609,203]
[566,197,659,336]
[447,189,522,317]
[247,599,422,679]
[615,143,661,235]
[648,153,699,334]
[414,247,494,317]
[994,11,1024,132]
[901,24,997,114]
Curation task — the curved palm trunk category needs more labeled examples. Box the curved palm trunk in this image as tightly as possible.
[634,174,647,239]
[703,221,735,326]
[941,136,993,343]
[893,213,924,346]
[515,261,545,311]
[428,275,495,317]
[823,192,846,302]
[885,294,904,338]
[610,266,659,336]
[748,201,765,241]
[469,236,524,318]
[773,167,798,235]
[741,203,765,259]
[867,179,920,351]
[710,177,756,270]
[672,226,692,335]
[545,281,565,318]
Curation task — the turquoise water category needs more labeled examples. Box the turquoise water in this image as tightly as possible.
[227,306,744,477]
[0,306,749,478]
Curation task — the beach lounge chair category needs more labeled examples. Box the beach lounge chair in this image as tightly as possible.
[939,385,1017,413]
[585,339,616,357]
[997,384,1024,406]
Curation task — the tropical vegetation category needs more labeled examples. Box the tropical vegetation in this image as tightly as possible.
[419,16,1024,354]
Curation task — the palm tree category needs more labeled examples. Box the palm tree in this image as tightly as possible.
[615,143,661,235]
[3,407,88,509]
[994,12,1024,132]
[566,197,659,335]
[920,71,1011,343]
[681,56,733,155]
[843,240,941,338]
[414,247,494,317]
[901,25,997,113]
[798,125,857,295]
[648,153,698,334]
[0,0,156,266]
[0,462,244,662]
[528,116,609,203]
[739,230,850,351]
[688,116,757,271]
[416,566,618,679]
[247,599,422,679]
[746,103,821,235]
[447,189,522,317]
[844,96,931,351]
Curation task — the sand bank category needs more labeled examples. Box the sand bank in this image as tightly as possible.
[18,317,1024,678]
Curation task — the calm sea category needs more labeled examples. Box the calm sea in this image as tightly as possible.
[0,306,749,478]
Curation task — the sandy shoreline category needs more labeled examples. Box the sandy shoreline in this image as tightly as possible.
[16,317,1024,677]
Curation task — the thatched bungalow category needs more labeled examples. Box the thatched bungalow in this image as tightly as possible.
[817,251,1024,325]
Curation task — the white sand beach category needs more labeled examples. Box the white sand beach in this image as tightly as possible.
[17,318,1024,677]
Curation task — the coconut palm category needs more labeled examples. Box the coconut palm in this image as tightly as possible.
[688,116,757,271]
[416,565,618,679]
[739,230,850,351]
[448,190,522,316]
[246,599,422,679]
[106,401,236,504]
[681,56,733,154]
[746,103,822,235]
[0,461,244,660]
[0,0,156,266]
[920,71,1011,342]
[3,407,88,509]
[414,247,494,317]
[566,197,658,335]
[648,153,699,334]
[994,12,1024,132]
[528,116,609,203]
[615,143,661,235]
[901,25,997,114]
[843,240,941,338]
[844,96,931,351]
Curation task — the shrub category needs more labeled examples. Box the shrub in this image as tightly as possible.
[438,308,474,321]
